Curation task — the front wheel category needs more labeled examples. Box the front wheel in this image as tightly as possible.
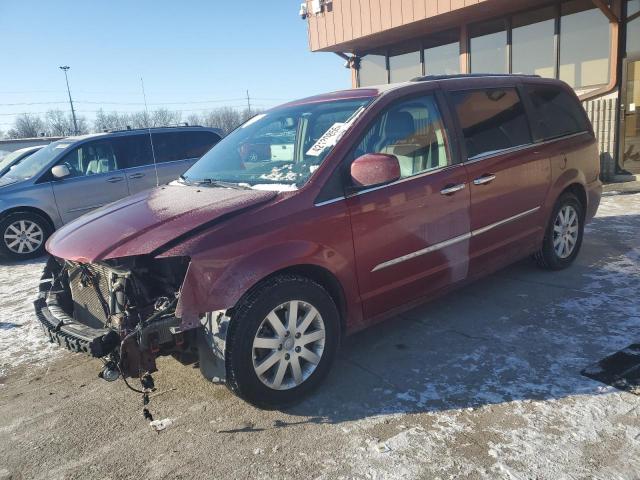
[0,212,51,260]
[225,274,340,408]
[533,192,584,270]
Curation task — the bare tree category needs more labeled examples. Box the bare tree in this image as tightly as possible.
[44,110,88,136]
[241,108,265,123]
[151,108,181,127]
[7,113,46,138]
[200,107,241,134]
[93,109,130,132]
[186,113,202,126]
[129,111,151,129]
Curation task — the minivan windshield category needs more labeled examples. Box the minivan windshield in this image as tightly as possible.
[0,149,30,172]
[181,98,372,191]
[4,141,72,181]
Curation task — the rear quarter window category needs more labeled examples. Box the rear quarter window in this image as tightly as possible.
[525,85,590,141]
[450,88,532,160]
[152,131,221,163]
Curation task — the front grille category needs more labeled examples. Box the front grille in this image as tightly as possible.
[68,263,113,329]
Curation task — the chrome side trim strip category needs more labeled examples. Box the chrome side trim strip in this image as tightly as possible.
[471,206,540,237]
[314,197,345,207]
[371,232,472,272]
[68,203,103,213]
[371,206,541,272]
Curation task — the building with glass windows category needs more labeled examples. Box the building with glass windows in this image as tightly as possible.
[304,0,640,179]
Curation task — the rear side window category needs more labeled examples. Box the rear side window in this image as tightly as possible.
[111,134,152,168]
[450,88,532,160]
[525,85,589,141]
[152,131,221,163]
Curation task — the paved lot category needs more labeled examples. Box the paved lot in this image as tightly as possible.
[0,192,639,480]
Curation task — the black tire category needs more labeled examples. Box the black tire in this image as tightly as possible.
[225,274,341,409]
[0,212,52,260]
[533,192,584,270]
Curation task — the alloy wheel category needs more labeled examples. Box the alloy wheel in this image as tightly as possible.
[3,220,44,254]
[553,205,579,259]
[252,300,326,391]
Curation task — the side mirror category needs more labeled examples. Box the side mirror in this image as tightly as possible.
[51,164,71,179]
[350,153,401,188]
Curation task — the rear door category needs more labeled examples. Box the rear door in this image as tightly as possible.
[346,91,471,319]
[51,139,130,223]
[447,85,550,276]
[113,134,157,193]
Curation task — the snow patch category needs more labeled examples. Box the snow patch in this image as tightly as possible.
[0,259,62,377]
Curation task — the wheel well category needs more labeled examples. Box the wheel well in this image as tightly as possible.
[0,207,55,231]
[262,264,348,334]
[562,183,587,212]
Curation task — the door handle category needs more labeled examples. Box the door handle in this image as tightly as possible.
[473,174,496,186]
[129,173,145,179]
[106,176,124,183]
[440,183,466,195]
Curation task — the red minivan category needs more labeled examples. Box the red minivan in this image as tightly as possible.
[36,75,602,408]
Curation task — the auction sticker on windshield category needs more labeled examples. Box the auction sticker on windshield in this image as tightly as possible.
[306,106,366,157]
[306,123,347,157]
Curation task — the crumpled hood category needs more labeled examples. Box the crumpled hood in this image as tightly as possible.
[46,185,277,262]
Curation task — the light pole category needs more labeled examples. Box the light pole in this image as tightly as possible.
[59,66,78,135]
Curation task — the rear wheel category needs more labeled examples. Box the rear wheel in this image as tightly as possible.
[0,212,51,260]
[225,274,340,408]
[533,192,584,270]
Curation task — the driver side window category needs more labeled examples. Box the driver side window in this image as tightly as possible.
[354,95,450,179]
[57,141,119,178]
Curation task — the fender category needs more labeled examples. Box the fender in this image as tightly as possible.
[541,167,587,225]
[175,239,362,331]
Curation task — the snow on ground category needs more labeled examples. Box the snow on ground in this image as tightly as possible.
[311,192,640,479]
[0,258,61,378]
[0,192,639,479]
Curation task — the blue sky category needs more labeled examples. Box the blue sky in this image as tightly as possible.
[0,1,348,129]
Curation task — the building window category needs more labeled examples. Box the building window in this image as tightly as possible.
[560,0,611,89]
[512,7,556,78]
[450,88,532,159]
[628,0,640,56]
[359,54,387,87]
[424,29,460,75]
[470,19,508,74]
[389,50,421,83]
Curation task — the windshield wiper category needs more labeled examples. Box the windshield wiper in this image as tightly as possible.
[193,178,251,190]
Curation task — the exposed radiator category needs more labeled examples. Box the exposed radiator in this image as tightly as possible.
[68,263,113,329]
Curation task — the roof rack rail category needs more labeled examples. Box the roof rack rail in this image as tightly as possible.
[104,124,205,134]
[410,73,541,82]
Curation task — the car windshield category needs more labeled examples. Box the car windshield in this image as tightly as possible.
[4,141,72,181]
[0,149,28,172]
[182,98,372,191]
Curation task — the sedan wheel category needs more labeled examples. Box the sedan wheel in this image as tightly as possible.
[252,300,326,391]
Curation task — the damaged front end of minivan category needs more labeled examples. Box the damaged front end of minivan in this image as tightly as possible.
[35,255,229,388]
